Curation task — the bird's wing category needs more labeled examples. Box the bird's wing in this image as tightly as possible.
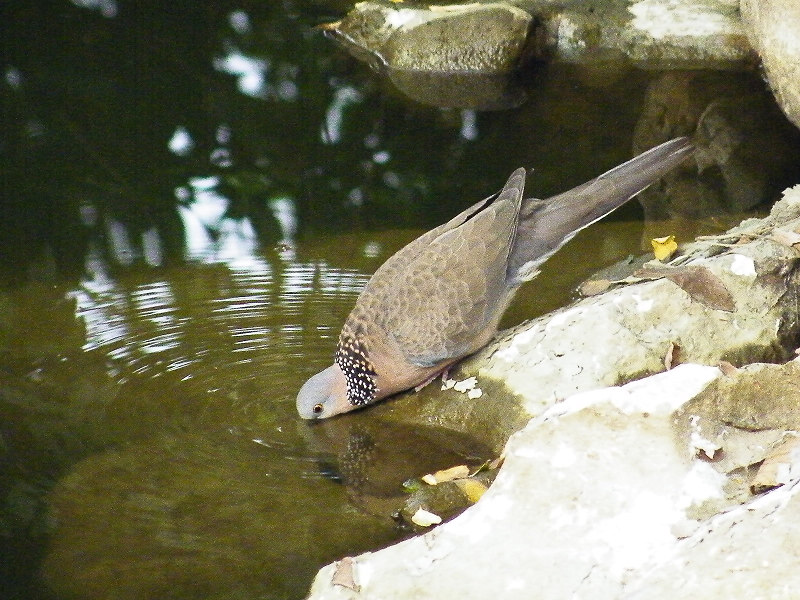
[370,168,527,367]
[508,137,694,283]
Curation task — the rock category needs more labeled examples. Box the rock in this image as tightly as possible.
[624,478,800,598]
[321,2,534,109]
[741,0,800,129]
[322,0,756,109]
[476,195,800,416]
[679,359,800,432]
[541,0,753,70]
[307,361,800,598]
[632,72,800,227]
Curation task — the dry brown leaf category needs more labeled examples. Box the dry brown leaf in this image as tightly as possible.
[717,361,738,377]
[664,342,680,370]
[331,556,360,592]
[579,278,614,296]
[751,435,800,494]
[665,267,736,312]
[488,455,505,470]
[769,228,800,249]
[636,265,735,312]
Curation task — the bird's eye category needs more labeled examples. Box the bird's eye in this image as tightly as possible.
[312,403,324,414]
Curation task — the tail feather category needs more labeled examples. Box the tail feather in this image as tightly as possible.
[508,137,694,283]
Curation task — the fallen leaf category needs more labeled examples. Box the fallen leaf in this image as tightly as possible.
[770,227,800,249]
[422,465,470,485]
[411,507,442,527]
[751,435,800,494]
[717,361,738,376]
[579,278,614,296]
[636,265,735,312]
[664,342,680,370]
[331,557,360,592]
[666,267,736,312]
[488,455,505,470]
[651,235,677,261]
[455,478,488,503]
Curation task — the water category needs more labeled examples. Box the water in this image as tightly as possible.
[2,1,795,598]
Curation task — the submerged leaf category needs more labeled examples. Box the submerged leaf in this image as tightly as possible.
[455,478,488,503]
[579,278,614,296]
[422,464,470,485]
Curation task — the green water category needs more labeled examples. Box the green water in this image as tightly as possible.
[1,1,794,599]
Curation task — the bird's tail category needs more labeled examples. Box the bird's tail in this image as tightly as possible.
[508,137,694,283]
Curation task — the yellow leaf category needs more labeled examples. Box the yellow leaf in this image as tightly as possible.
[455,478,488,503]
[651,235,677,261]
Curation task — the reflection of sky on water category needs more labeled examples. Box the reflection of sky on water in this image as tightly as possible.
[67,189,372,383]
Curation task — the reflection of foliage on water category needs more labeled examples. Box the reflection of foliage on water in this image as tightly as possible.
[1,0,485,285]
[40,431,399,600]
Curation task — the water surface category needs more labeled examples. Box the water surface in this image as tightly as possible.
[1,1,790,598]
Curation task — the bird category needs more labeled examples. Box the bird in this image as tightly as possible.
[297,137,694,419]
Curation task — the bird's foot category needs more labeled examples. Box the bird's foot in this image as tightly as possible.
[413,367,450,392]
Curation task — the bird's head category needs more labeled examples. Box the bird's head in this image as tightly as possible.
[296,364,354,420]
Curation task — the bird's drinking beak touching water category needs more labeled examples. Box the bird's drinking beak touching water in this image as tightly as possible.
[296,137,694,419]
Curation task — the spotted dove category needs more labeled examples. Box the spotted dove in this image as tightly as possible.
[297,137,694,419]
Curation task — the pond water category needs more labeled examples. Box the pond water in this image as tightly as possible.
[2,1,797,599]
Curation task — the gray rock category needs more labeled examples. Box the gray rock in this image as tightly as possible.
[741,0,800,129]
[322,0,755,108]
[633,72,800,223]
[322,2,533,109]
